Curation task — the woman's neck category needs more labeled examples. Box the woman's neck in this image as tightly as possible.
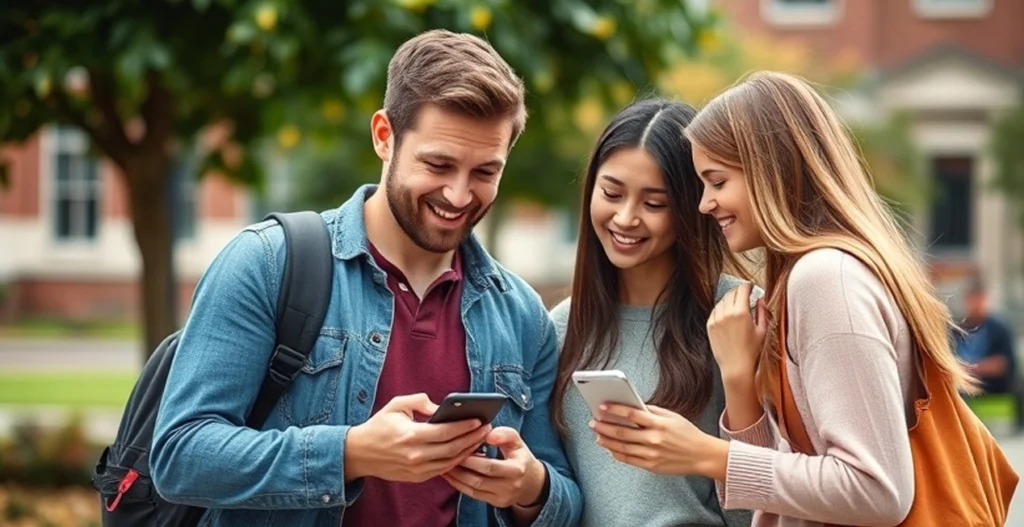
[617,254,673,306]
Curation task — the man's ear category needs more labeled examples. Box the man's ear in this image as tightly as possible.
[370,110,393,162]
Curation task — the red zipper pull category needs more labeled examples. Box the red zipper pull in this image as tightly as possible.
[105,469,140,512]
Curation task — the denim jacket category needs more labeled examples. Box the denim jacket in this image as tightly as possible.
[151,185,583,527]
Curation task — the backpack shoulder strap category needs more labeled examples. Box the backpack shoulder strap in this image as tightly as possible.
[246,211,333,429]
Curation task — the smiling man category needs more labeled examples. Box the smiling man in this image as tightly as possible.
[151,29,582,527]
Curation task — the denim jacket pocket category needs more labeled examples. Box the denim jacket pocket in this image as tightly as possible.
[276,330,349,427]
[493,366,533,429]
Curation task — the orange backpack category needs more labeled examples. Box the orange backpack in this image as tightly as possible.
[771,293,1019,526]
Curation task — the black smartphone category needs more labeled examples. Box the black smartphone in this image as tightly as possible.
[427,393,508,425]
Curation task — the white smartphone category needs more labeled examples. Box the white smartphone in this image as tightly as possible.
[571,370,649,428]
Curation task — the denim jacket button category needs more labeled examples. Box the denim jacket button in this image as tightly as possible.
[321,494,331,504]
[370,333,382,344]
[357,390,368,403]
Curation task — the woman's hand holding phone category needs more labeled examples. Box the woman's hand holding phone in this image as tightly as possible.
[590,403,729,481]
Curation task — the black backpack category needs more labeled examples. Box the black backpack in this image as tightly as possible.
[92,211,333,527]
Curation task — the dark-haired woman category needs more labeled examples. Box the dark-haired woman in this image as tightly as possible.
[550,99,758,526]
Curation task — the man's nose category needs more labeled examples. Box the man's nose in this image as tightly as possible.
[443,178,473,209]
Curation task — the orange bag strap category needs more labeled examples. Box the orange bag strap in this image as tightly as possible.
[770,290,817,455]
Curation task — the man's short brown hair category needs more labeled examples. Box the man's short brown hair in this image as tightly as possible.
[384,29,527,146]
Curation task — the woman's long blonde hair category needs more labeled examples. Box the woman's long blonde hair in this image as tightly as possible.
[685,71,976,401]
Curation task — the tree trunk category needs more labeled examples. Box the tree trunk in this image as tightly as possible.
[126,157,177,358]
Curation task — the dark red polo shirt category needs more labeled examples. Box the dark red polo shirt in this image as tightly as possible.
[342,245,470,527]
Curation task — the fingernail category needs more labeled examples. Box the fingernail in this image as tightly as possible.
[599,404,608,411]
[588,420,596,429]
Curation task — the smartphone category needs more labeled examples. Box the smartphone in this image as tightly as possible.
[427,393,508,425]
[571,370,649,428]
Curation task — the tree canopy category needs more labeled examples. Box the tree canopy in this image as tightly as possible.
[0,0,715,354]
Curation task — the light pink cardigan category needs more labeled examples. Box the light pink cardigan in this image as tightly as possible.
[719,249,917,527]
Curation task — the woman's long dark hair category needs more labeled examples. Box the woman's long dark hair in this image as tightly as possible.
[551,99,732,434]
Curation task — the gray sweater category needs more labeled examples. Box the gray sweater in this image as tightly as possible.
[551,275,756,527]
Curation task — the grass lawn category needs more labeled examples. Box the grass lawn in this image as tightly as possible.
[0,372,136,408]
[0,319,139,340]
[967,393,1016,423]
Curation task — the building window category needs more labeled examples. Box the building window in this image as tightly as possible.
[762,0,842,26]
[52,127,101,241]
[928,156,973,251]
[913,0,991,19]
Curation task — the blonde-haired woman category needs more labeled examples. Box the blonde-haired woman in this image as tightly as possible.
[586,71,1010,526]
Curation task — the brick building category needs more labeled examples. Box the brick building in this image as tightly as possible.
[0,128,251,322]
[712,0,1024,317]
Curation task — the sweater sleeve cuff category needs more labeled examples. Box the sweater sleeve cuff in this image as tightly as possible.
[719,410,776,447]
[723,440,778,511]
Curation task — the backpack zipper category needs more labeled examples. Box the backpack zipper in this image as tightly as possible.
[105,469,140,511]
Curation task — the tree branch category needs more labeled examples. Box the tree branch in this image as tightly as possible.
[87,68,133,152]
[140,70,175,155]
[47,89,129,171]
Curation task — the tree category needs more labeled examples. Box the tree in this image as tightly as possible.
[0,0,715,357]
[281,1,718,252]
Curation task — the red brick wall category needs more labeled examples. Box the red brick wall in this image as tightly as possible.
[719,0,879,65]
[1,131,248,222]
[5,278,199,323]
[201,174,241,219]
[0,135,42,217]
[104,162,131,219]
[876,0,1024,69]
[101,160,243,220]
[716,0,1023,69]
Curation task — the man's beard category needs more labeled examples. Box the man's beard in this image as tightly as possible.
[385,163,491,253]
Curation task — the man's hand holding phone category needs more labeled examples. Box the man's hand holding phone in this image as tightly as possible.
[344,393,491,483]
[443,427,549,512]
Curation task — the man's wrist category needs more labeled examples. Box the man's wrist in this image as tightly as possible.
[343,424,368,483]
[515,460,549,508]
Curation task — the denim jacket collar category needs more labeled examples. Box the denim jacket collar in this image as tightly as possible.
[331,184,509,293]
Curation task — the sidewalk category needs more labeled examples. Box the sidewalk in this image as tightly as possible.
[0,338,135,441]
[991,425,1024,526]
[0,338,141,372]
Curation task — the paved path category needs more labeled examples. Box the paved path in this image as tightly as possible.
[987,424,1024,526]
[0,338,141,372]
[0,339,136,441]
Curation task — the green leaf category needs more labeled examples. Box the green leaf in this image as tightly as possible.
[226,20,257,44]
[269,36,299,63]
